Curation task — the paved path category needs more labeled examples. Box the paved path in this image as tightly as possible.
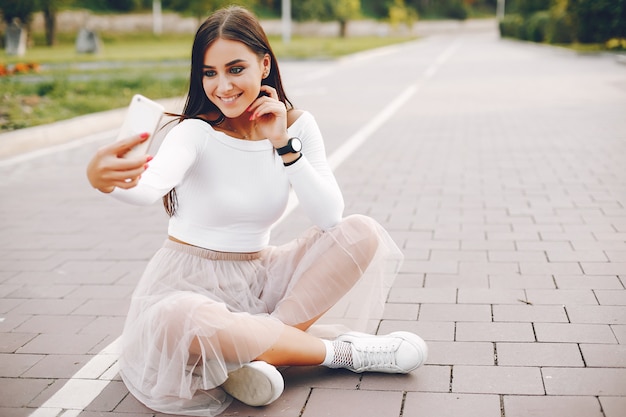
[1,28,626,417]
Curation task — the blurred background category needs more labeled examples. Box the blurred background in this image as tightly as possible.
[0,0,624,132]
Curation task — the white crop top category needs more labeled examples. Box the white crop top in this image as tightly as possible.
[111,111,344,252]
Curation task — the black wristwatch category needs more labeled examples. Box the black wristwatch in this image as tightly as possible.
[275,137,302,155]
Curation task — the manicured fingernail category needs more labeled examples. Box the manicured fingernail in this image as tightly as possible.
[140,132,149,139]
[146,156,153,162]
[144,164,150,169]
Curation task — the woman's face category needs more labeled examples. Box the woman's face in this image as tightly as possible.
[202,38,270,119]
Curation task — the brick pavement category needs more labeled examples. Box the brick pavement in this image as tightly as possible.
[1,28,626,417]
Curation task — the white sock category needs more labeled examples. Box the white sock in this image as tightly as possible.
[321,339,335,367]
[321,339,353,369]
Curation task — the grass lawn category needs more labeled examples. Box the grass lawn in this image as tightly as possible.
[0,33,417,131]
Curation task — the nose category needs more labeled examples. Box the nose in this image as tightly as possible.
[216,74,233,94]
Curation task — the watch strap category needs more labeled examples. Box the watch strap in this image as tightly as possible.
[283,153,303,167]
[275,137,301,155]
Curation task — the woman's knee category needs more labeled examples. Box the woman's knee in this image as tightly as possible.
[335,214,381,263]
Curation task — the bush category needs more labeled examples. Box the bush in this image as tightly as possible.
[444,0,468,20]
[525,10,550,42]
[568,0,626,44]
[545,10,575,44]
[510,0,547,16]
[606,38,626,50]
[499,14,524,39]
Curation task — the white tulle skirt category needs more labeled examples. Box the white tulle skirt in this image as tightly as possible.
[119,214,403,416]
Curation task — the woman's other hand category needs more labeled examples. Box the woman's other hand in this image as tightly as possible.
[247,85,289,147]
[86,133,152,193]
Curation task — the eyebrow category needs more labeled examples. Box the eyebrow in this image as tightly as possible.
[202,59,247,69]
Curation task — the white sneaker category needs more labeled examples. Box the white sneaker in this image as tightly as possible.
[337,331,428,374]
[221,361,284,407]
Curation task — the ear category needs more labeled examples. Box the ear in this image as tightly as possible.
[262,54,271,78]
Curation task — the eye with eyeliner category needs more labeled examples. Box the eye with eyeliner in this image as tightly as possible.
[203,66,245,78]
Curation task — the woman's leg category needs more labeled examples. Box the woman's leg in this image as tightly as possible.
[269,215,381,327]
[255,325,326,366]
[189,320,326,366]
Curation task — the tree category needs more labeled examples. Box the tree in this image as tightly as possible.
[38,0,73,46]
[165,0,257,21]
[1,0,38,51]
[0,0,38,25]
[389,0,418,29]
[292,0,361,37]
[334,0,360,37]
[292,0,331,22]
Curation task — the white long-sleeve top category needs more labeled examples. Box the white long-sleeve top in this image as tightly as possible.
[110,111,344,252]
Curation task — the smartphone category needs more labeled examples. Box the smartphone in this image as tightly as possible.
[116,94,164,158]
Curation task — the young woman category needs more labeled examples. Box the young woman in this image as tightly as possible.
[87,6,427,416]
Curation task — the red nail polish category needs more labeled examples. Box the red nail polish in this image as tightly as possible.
[140,132,149,139]
[146,156,154,162]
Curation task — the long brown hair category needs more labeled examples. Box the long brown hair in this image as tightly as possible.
[163,6,294,216]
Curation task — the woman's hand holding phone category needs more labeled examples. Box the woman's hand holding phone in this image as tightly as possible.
[86,133,152,193]
[87,94,163,193]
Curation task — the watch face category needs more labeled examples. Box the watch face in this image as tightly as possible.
[291,137,302,152]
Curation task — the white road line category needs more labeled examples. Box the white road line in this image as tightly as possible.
[327,39,460,171]
[28,39,460,416]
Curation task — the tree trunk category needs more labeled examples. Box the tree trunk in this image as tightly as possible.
[339,19,347,37]
[43,5,56,46]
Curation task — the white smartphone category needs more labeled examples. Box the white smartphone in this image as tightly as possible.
[116,94,164,158]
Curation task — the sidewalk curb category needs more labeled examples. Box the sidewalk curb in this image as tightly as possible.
[0,97,185,160]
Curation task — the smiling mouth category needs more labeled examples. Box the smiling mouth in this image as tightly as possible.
[219,93,243,104]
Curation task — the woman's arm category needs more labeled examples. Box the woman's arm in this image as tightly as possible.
[87,122,199,206]
[285,112,344,229]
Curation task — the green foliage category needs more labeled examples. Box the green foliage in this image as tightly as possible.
[106,0,139,11]
[499,13,524,38]
[0,0,38,24]
[445,0,469,20]
[334,0,361,22]
[606,37,626,50]
[566,0,626,43]
[0,71,188,131]
[291,0,361,37]
[405,0,471,20]
[292,0,357,23]
[388,0,418,28]
[292,0,332,22]
[360,0,388,18]
[510,0,547,16]
[545,8,575,43]
[73,0,143,12]
[165,0,257,19]
[499,0,625,45]
[525,10,550,42]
